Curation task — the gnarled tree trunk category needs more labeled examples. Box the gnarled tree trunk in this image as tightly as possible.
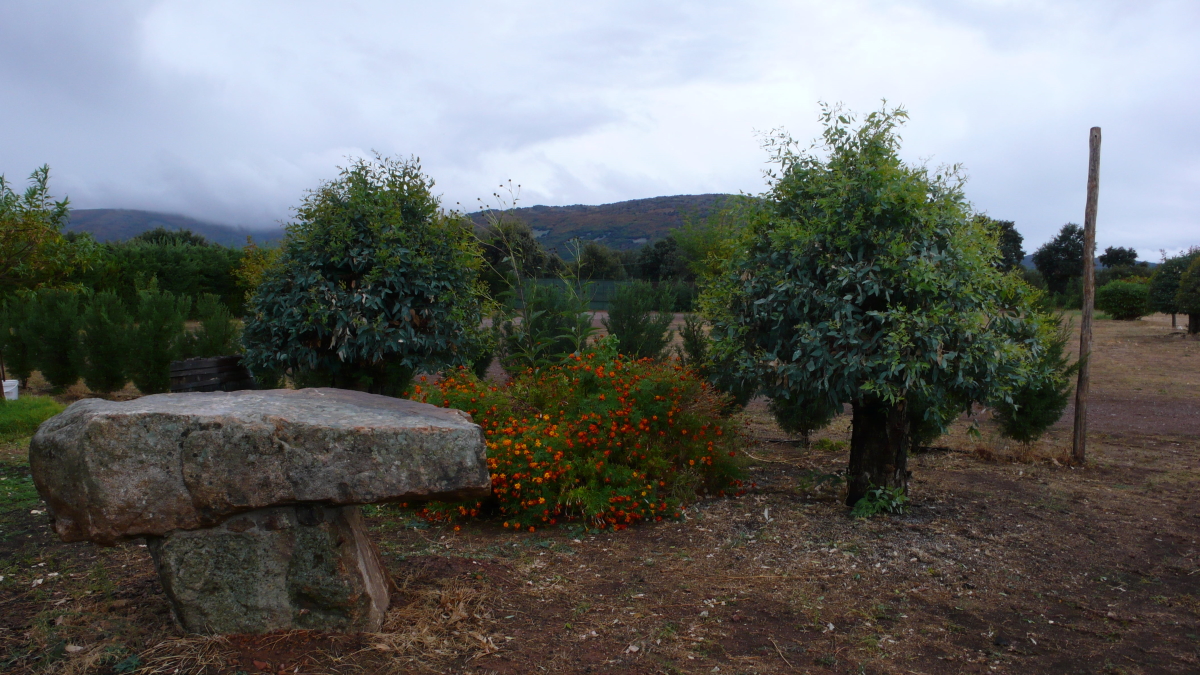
[846,398,910,506]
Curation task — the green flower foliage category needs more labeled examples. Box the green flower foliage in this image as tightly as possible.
[705,104,1066,500]
[242,156,484,395]
[1095,280,1150,321]
[78,291,131,393]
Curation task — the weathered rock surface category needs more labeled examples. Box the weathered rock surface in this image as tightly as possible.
[30,388,489,545]
[147,504,390,634]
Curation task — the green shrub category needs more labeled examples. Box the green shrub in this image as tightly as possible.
[1095,281,1150,320]
[1177,256,1200,334]
[0,395,64,442]
[677,314,708,367]
[129,288,191,394]
[769,396,840,447]
[188,293,241,358]
[501,282,592,371]
[602,280,673,359]
[850,486,909,518]
[408,338,743,531]
[0,296,35,386]
[24,289,82,391]
[993,314,1076,444]
[242,156,483,394]
[78,291,130,393]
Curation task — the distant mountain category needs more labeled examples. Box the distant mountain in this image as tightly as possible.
[66,209,283,248]
[469,194,736,252]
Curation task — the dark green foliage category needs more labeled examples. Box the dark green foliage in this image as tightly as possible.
[1095,281,1150,320]
[707,104,1064,505]
[769,396,840,446]
[850,486,908,518]
[129,288,191,394]
[1177,256,1200,334]
[242,156,484,395]
[677,314,708,367]
[602,281,673,359]
[574,241,627,280]
[1099,246,1138,268]
[1032,223,1084,295]
[1149,250,1198,326]
[977,216,1024,271]
[0,296,35,385]
[131,227,210,247]
[72,240,245,316]
[24,289,82,391]
[501,282,592,370]
[478,219,563,296]
[993,317,1075,444]
[636,236,690,282]
[78,291,130,393]
[187,293,241,358]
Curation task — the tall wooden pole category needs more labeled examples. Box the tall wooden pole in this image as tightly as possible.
[1072,127,1101,464]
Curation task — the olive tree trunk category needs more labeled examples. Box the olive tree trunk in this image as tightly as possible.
[846,398,910,506]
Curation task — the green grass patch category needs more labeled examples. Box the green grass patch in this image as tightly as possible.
[0,396,64,443]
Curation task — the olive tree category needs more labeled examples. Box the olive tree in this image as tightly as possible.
[242,156,484,394]
[707,105,1062,506]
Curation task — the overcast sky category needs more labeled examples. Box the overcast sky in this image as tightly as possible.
[1,0,1197,255]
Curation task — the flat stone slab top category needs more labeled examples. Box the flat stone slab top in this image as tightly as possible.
[31,388,490,546]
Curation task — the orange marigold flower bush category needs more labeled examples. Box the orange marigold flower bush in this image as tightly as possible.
[406,338,743,531]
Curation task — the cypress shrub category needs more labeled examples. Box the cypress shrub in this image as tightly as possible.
[602,280,673,359]
[24,289,82,392]
[78,291,131,393]
[677,314,709,367]
[0,296,35,386]
[1095,281,1150,320]
[994,317,1076,444]
[769,395,840,447]
[191,293,241,357]
[129,288,191,394]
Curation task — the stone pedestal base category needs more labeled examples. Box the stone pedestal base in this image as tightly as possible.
[146,505,390,634]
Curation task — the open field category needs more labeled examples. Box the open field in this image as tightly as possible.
[1,316,1198,674]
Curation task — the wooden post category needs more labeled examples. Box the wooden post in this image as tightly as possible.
[1072,127,1101,464]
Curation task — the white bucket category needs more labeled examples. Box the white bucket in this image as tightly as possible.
[2,380,17,401]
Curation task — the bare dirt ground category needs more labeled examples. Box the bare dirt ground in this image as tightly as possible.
[2,315,1198,674]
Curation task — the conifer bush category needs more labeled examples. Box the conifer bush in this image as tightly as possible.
[24,289,82,392]
[769,395,840,447]
[129,288,191,394]
[0,296,35,386]
[190,293,241,357]
[407,338,743,531]
[602,280,673,359]
[78,291,130,393]
[993,315,1076,444]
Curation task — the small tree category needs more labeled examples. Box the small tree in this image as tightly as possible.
[78,291,130,393]
[769,396,840,447]
[1095,281,1150,320]
[1150,250,1198,328]
[574,241,627,280]
[0,166,95,295]
[190,293,241,357]
[24,289,82,392]
[708,105,1063,506]
[602,281,674,359]
[242,156,484,394]
[129,288,191,394]
[1032,224,1084,296]
[0,295,35,385]
[976,217,1024,271]
[993,317,1075,444]
[1099,246,1138,269]
[1176,256,1200,335]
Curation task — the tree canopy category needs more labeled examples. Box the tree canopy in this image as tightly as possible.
[1032,224,1084,295]
[0,166,94,295]
[241,155,485,394]
[1099,246,1138,269]
[706,104,1063,505]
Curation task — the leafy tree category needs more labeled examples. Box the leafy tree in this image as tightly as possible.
[131,227,210,247]
[602,280,674,359]
[128,287,191,394]
[1149,249,1198,328]
[1032,223,1084,296]
[977,216,1024,271]
[636,237,688,282]
[232,238,282,304]
[1098,246,1138,269]
[478,219,562,295]
[242,156,485,394]
[573,241,626,280]
[78,291,130,393]
[0,166,95,294]
[0,295,35,386]
[24,289,83,392]
[1176,256,1200,335]
[707,104,1063,505]
[1095,281,1150,320]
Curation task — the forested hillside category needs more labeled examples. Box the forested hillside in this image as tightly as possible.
[66,209,283,247]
